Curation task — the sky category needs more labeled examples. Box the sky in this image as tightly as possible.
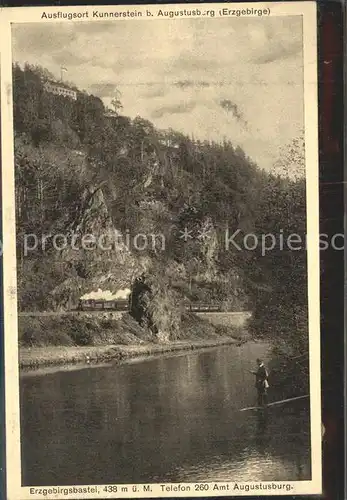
[12,17,304,171]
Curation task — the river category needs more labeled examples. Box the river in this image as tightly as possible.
[20,342,311,486]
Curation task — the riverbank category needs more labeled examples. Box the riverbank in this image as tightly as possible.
[19,311,248,347]
[20,336,249,371]
[19,310,251,370]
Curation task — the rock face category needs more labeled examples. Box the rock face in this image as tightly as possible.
[129,275,158,336]
[50,183,141,309]
[155,330,170,343]
[129,274,181,343]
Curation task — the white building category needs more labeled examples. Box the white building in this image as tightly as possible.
[44,81,77,100]
[158,138,180,149]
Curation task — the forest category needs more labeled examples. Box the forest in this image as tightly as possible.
[13,62,307,357]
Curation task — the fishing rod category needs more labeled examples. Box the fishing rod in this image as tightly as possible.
[239,394,309,412]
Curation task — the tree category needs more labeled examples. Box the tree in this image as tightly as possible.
[249,153,308,358]
[110,89,123,115]
[273,133,305,180]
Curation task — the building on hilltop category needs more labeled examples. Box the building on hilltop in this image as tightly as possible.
[43,80,77,100]
[104,110,119,118]
[158,137,180,149]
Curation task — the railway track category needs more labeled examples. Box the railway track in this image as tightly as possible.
[18,307,251,317]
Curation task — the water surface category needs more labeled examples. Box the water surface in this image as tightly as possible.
[20,342,311,485]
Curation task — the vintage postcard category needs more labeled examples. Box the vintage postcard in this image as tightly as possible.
[0,2,321,499]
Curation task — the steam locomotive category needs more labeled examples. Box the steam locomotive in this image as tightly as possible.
[77,298,130,311]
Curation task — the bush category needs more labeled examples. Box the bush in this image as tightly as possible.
[19,317,74,347]
[68,319,94,346]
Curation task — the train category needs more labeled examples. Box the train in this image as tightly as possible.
[77,298,222,313]
[186,303,222,312]
[77,298,130,311]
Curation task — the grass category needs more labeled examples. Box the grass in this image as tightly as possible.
[19,311,249,370]
[18,313,153,348]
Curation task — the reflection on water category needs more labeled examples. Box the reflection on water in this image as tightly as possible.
[177,406,310,483]
[20,342,311,486]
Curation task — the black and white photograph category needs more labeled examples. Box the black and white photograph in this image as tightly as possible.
[0,3,321,498]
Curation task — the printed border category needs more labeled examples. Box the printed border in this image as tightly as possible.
[0,3,321,498]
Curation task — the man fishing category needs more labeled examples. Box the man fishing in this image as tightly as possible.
[250,358,269,407]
